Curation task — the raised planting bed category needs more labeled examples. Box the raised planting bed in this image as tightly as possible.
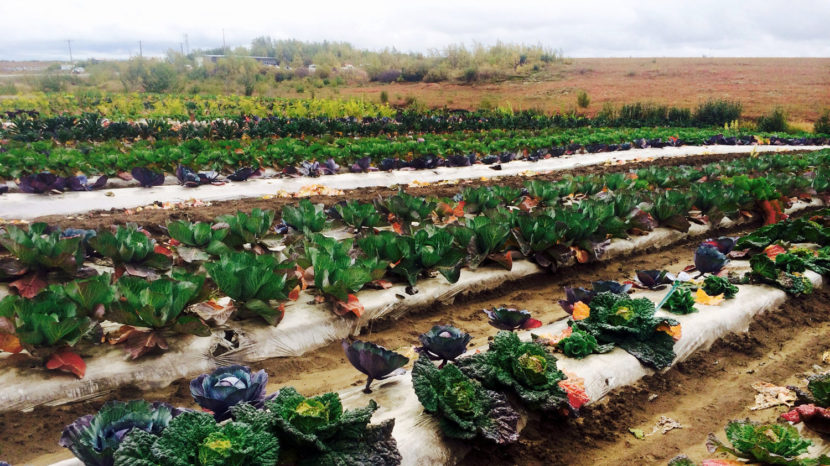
[0,198,821,413]
[1,145,824,220]
[44,253,827,466]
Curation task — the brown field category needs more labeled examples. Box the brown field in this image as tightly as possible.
[326,58,830,125]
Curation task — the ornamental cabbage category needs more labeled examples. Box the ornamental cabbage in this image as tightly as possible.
[457,331,571,412]
[411,354,519,444]
[115,410,279,466]
[190,365,272,421]
[259,387,402,465]
[59,400,182,466]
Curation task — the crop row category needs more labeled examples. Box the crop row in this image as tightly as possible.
[1,149,828,367]
[50,221,830,466]
[1,126,826,180]
[2,105,771,143]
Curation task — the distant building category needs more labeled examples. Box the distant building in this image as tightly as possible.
[200,55,280,66]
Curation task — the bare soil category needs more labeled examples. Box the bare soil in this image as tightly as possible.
[2,217,800,465]
[326,58,830,125]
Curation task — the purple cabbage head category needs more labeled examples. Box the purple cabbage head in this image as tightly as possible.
[131,167,165,188]
[483,306,542,331]
[635,269,672,289]
[0,185,9,195]
[59,400,183,466]
[592,280,631,294]
[702,237,737,255]
[342,339,409,393]
[189,364,272,421]
[321,158,340,175]
[65,175,108,191]
[227,166,261,182]
[176,164,202,187]
[695,243,729,275]
[417,325,471,367]
[350,157,376,173]
[18,172,66,193]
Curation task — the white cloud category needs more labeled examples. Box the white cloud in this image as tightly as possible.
[1,0,829,60]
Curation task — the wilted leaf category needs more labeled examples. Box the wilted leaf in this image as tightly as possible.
[45,347,86,378]
[559,375,590,410]
[764,244,787,260]
[9,273,47,298]
[0,333,22,354]
[333,294,364,317]
[695,288,724,306]
[122,330,169,359]
[573,301,591,320]
[189,297,235,326]
[656,323,682,341]
[176,246,210,263]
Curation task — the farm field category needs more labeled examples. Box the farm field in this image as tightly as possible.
[3,53,830,466]
[311,58,830,125]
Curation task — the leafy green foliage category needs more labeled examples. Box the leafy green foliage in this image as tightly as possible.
[108,275,208,333]
[376,191,436,226]
[89,225,172,270]
[204,252,295,324]
[283,199,329,234]
[648,190,692,232]
[305,235,382,302]
[358,228,464,287]
[457,331,570,411]
[703,275,739,299]
[0,222,84,274]
[167,220,230,256]
[59,400,180,466]
[750,254,814,296]
[706,420,817,466]
[254,387,401,465]
[558,328,600,359]
[333,200,381,230]
[0,286,95,349]
[736,219,830,250]
[115,410,279,466]
[461,186,521,213]
[572,292,678,369]
[808,373,830,407]
[216,209,276,248]
[451,216,512,269]
[411,354,519,444]
[661,287,697,314]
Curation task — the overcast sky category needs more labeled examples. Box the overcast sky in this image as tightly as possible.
[1,0,829,61]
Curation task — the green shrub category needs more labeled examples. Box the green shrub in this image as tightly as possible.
[576,90,590,109]
[757,107,790,132]
[814,110,830,135]
[694,99,742,126]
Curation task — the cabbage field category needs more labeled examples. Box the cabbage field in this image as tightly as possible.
[1,94,830,465]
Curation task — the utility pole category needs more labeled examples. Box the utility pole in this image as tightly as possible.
[180,42,184,55]
[222,29,226,54]
[67,39,73,64]
[184,34,190,55]
[139,40,143,57]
